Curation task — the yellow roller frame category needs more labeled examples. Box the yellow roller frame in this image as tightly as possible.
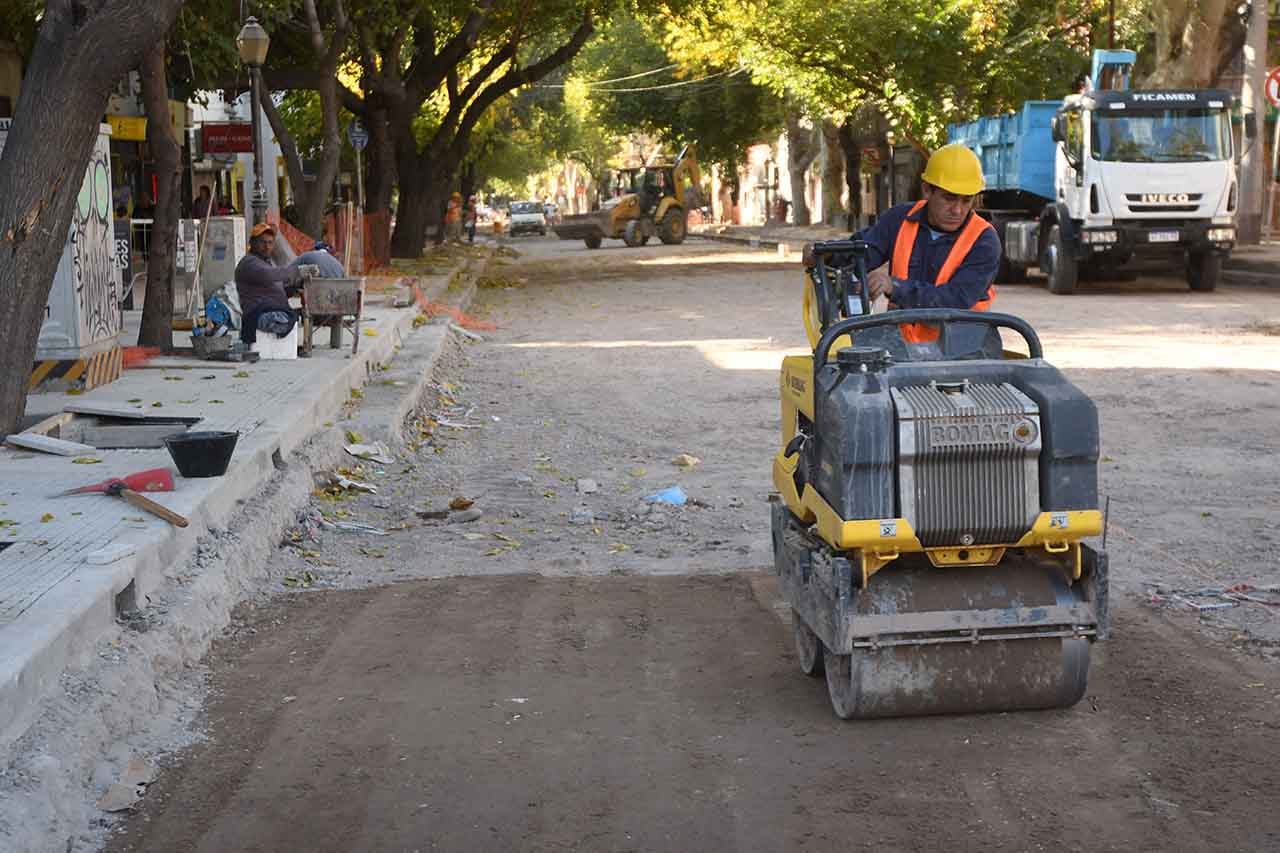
[773,448,1101,585]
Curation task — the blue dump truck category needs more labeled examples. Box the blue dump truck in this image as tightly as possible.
[949,50,1241,294]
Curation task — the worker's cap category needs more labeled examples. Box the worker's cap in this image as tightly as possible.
[250,222,276,239]
[451,191,462,199]
[314,240,335,253]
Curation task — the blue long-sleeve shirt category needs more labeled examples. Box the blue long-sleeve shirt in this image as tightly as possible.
[855,202,1001,309]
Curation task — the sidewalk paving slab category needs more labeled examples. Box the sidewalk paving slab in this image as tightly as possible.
[0,264,473,754]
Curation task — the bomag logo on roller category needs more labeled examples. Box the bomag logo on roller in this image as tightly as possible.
[787,374,807,394]
[928,418,1016,447]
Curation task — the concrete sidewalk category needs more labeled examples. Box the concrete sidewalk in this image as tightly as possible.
[0,256,481,755]
[692,222,1280,276]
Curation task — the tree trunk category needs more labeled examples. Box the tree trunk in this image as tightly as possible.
[386,10,594,258]
[459,162,476,208]
[364,96,395,214]
[837,119,864,231]
[1146,0,1242,88]
[390,167,434,258]
[430,177,453,246]
[0,0,184,437]
[261,85,342,239]
[819,120,845,227]
[785,111,821,226]
[137,42,178,352]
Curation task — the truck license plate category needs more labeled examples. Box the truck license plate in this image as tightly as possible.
[1148,230,1180,243]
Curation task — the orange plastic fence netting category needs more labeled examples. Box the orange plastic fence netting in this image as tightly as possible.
[412,283,496,332]
[268,209,393,275]
[122,346,161,369]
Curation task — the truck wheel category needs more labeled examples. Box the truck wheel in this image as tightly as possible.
[584,234,602,250]
[623,220,644,248]
[658,209,687,244]
[1044,225,1077,295]
[1187,251,1222,292]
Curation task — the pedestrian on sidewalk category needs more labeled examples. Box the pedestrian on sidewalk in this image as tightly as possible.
[465,195,478,243]
[235,222,304,344]
[846,143,1000,344]
[193,185,213,220]
[445,192,463,242]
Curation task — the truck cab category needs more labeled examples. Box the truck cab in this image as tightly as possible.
[951,49,1241,295]
[1049,86,1237,290]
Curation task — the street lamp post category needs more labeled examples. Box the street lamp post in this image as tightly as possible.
[236,16,271,226]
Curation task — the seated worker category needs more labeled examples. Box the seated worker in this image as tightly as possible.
[235,222,303,343]
[857,143,1000,344]
[291,240,346,278]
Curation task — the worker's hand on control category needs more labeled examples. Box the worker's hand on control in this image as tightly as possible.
[866,266,893,300]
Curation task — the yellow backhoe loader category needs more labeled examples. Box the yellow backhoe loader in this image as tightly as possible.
[553,146,702,249]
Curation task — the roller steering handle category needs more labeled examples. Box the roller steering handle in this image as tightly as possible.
[813,309,1044,371]
[806,239,872,320]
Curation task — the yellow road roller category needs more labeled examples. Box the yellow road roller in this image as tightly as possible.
[771,239,1108,718]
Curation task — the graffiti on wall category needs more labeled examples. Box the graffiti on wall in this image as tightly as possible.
[71,134,121,343]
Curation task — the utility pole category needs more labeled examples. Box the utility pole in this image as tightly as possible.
[1239,0,1268,244]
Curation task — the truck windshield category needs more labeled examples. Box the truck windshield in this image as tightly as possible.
[1092,109,1231,162]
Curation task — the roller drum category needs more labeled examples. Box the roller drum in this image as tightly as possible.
[826,558,1093,719]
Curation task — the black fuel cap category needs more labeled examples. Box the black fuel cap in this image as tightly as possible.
[836,346,892,372]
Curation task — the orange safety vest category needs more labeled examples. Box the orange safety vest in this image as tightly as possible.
[890,200,996,344]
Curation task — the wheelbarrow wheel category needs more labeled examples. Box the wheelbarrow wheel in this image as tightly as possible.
[794,612,824,677]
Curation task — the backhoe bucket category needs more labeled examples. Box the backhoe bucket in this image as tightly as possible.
[552,212,609,242]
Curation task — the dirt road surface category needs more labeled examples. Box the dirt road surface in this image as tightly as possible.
[108,238,1280,852]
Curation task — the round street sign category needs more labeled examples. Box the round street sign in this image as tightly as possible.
[1266,67,1280,109]
[347,118,370,151]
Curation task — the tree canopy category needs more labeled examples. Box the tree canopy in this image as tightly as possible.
[565,10,782,171]
[663,0,1156,151]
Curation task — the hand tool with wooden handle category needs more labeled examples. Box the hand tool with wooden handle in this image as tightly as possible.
[55,468,176,496]
[103,481,189,527]
[54,467,189,527]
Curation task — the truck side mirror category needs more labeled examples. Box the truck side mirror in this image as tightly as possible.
[1245,113,1258,140]
[1050,115,1065,143]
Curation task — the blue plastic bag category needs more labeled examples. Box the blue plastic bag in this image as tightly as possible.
[644,486,688,506]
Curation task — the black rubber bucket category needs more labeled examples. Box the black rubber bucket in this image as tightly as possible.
[163,430,239,478]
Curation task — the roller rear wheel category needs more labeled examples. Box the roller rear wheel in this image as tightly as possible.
[794,613,824,677]
[823,648,858,719]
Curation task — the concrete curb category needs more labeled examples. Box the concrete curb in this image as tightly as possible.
[0,260,481,759]
[693,231,789,251]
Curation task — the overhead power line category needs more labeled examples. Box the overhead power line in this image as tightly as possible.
[537,66,746,93]
[589,67,747,94]
[537,63,679,89]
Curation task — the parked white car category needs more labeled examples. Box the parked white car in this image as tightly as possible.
[507,201,547,236]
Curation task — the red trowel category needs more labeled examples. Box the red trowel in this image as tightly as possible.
[54,468,189,528]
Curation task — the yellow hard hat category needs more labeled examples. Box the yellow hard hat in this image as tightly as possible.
[921,143,984,196]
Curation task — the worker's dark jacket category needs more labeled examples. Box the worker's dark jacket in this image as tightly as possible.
[855,202,1001,309]
[235,253,299,344]
[236,253,299,316]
